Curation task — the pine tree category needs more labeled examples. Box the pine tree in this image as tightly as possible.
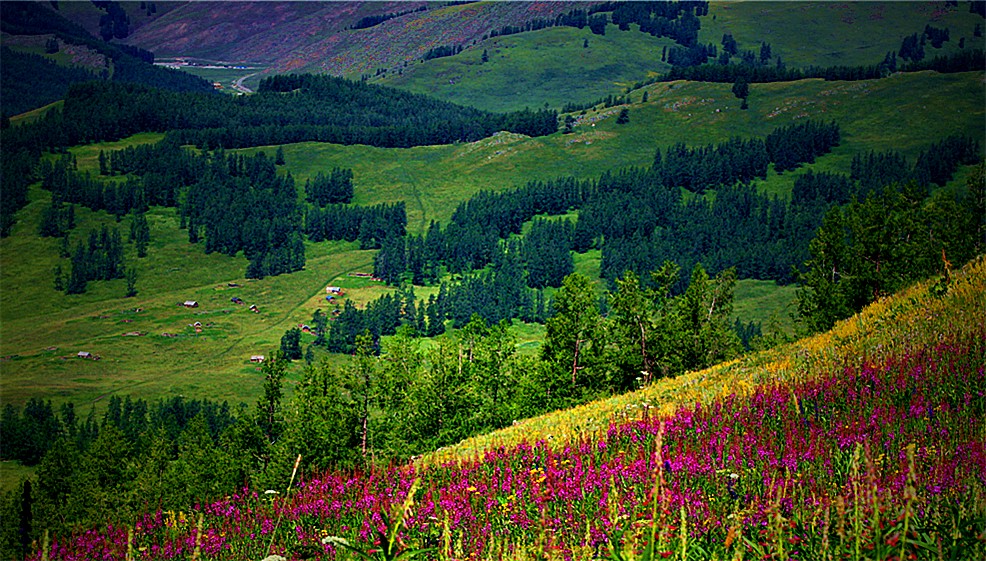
[616,107,630,124]
[65,242,87,294]
[125,267,138,297]
[129,210,150,258]
[280,328,303,360]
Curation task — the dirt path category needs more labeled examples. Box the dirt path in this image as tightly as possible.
[395,152,428,233]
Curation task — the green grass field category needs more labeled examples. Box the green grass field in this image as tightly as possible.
[377,25,676,113]
[701,1,983,70]
[1,70,982,412]
[0,462,35,495]
[372,2,984,114]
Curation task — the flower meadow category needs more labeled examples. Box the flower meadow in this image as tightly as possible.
[36,260,986,560]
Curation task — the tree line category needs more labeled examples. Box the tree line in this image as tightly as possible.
[0,71,558,236]
[5,73,557,157]
[484,1,708,46]
[370,127,980,329]
[663,48,984,84]
[373,121,841,288]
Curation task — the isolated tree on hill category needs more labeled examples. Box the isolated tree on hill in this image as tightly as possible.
[129,210,150,258]
[125,267,137,298]
[563,115,576,134]
[732,76,749,101]
[280,327,303,360]
[616,107,630,124]
[721,33,738,56]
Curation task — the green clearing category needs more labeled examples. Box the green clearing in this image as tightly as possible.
[377,25,675,113]
[0,178,377,409]
[1,71,981,411]
[8,100,62,126]
[376,2,984,114]
[701,1,983,70]
[733,279,799,334]
[0,462,35,495]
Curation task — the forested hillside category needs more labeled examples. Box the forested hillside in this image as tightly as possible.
[0,1,215,117]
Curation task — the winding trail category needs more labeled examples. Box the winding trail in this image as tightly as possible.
[232,72,259,94]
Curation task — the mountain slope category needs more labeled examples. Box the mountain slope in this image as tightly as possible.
[31,255,986,559]
[115,1,986,113]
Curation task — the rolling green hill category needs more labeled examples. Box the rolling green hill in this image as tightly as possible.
[700,1,982,69]
[1,69,982,412]
[376,24,676,113]
[376,2,985,113]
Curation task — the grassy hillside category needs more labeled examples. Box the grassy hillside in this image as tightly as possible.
[274,70,984,231]
[36,255,986,560]
[701,1,984,69]
[2,70,982,411]
[114,2,985,113]
[430,254,986,465]
[376,24,675,113]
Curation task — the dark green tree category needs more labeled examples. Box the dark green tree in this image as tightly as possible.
[679,264,740,371]
[129,210,150,258]
[732,76,749,100]
[347,331,377,460]
[608,263,682,389]
[125,266,138,297]
[280,327,303,360]
[65,241,87,294]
